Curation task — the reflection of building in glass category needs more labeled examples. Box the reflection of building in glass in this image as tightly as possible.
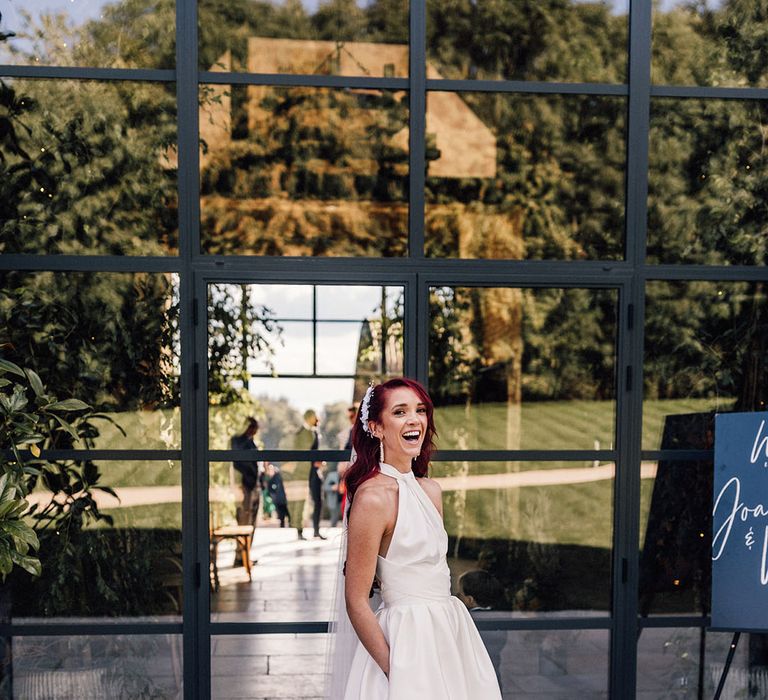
[202,39,496,179]
[199,38,523,261]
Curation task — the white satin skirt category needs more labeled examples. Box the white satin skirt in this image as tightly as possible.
[342,595,502,700]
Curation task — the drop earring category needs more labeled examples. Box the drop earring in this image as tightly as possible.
[379,437,385,464]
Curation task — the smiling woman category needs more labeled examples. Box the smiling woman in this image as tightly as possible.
[327,377,502,700]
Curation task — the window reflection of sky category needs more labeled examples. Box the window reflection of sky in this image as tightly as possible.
[0,1,109,30]
[242,283,402,414]
[316,322,363,375]
[249,376,356,418]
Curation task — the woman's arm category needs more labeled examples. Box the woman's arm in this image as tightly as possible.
[345,486,392,677]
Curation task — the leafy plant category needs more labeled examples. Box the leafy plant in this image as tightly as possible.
[0,358,90,579]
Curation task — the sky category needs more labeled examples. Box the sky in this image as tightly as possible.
[1,0,728,44]
[238,284,400,415]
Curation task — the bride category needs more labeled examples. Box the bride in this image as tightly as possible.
[326,377,502,699]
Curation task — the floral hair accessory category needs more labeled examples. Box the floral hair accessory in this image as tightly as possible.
[360,383,375,435]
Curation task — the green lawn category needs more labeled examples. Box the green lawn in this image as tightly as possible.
[434,397,728,451]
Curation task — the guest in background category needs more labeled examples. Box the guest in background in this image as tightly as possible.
[230,417,264,527]
[294,409,325,539]
[323,468,341,528]
[266,463,291,528]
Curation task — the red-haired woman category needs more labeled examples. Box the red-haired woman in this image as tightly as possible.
[328,377,501,699]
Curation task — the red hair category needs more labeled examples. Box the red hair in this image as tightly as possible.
[344,377,437,502]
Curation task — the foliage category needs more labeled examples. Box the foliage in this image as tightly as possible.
[0,359,94,579]
[0,0,766,468]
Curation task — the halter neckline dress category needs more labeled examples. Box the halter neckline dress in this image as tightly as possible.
[342,462,502,700]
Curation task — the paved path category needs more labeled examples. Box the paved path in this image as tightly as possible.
[25,463,658,510]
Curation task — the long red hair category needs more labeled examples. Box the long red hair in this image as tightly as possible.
[344,377,437,502]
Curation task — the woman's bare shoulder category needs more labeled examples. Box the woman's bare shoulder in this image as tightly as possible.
[352,475,398,510]
[417,475,442,495]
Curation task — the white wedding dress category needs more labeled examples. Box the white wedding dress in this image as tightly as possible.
[342,463,502,700]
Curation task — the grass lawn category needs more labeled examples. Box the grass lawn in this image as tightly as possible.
[434,397,729,451]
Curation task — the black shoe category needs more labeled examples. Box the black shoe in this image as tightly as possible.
[313,533,327,540]
[297,531,306,540]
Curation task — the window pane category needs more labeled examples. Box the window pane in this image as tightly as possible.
[426,0,628,84]
[0,0,175,68]
[477,628,609,698]
[648,99,768,265]
[0,272,181,449]
[5,635,182,698]
[637,628,768,698]
[652,2,768,87]
[208,283,404,450]
[199,1,408,76]
[436,461,613,615]
[251,284,313,319]
[6,461,182,621]
[211,634,326,699]
[200,85,408,257]
[212,630,609,699]
[643,281,767,450]
[209,462,340,622]
[424,93,626,260]
[639,459,711,616]
[429,287,617,450]
[316,285,401,321]
[0,79,178,256]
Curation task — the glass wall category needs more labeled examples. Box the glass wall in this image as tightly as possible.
[2,0,768,698]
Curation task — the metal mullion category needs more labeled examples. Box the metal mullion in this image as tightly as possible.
[247,373,373,380]
[651,84,768,100]
[197,266,414,285]
[427,78,628,96]
[642,264,768,281]
[433,450,617,462]
[641,450,713,461]
[199,71,407,91]
[612,0,653,694]
[403,273,419,379]
[209,450,350,462]
[0,255,181,273]
[209,617,613,637]
[2,623,183,636]
[192,254,635,276]
[175,0,201,697]
[192,273,209,700]
[417,269,632,289]
[265,318,364,323]
[210,449,616,462]
[408,0,426,258]
[312,286,318,376]
[0,65,175,81]
[414,273,429,385]
[2,450,180,461]
[612,281,642,700]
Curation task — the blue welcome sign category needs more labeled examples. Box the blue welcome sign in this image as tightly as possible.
[711,411,768,631]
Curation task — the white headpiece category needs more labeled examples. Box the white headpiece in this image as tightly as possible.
[359,383,375,435]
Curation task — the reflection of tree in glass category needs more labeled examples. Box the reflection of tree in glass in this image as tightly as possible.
[645,282,767,412]
[0,8,177,256]
[356,287,404,379]
[201,85,409,256]
[207,284,283,448]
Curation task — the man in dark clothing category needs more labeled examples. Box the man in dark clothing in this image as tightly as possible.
[230,417,263,527]
[295,409,325,540]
